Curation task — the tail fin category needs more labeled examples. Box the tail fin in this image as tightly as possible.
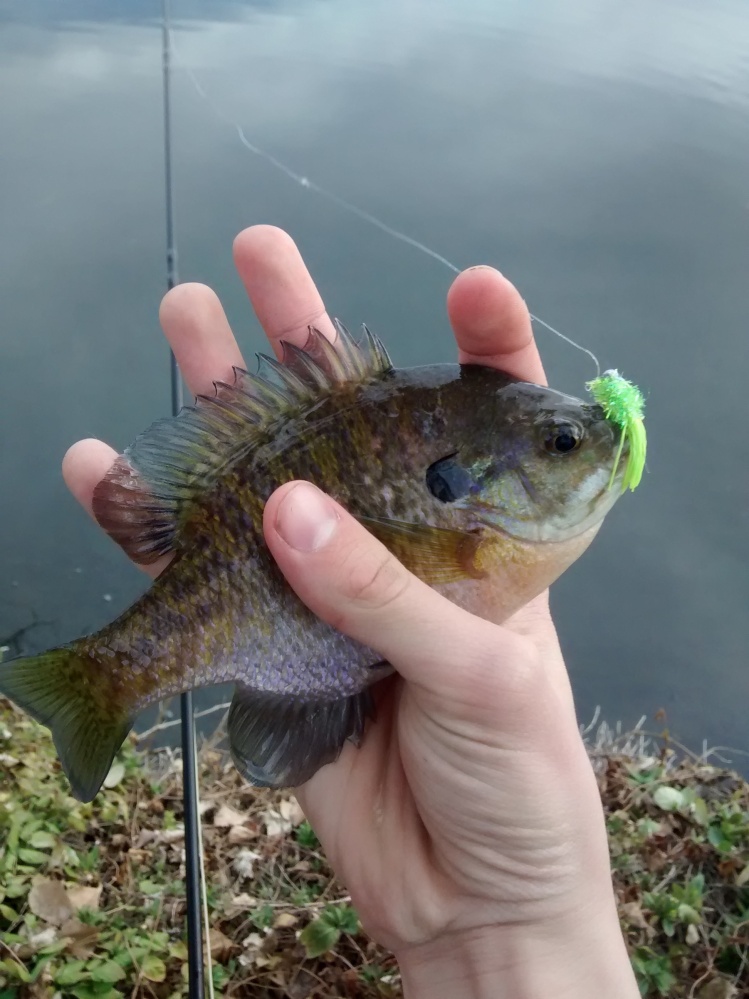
[0,647,134,802]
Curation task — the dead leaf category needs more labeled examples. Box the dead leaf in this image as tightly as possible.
[279,797,305,826]
[269,967,287,987]
[696,977,738,999]
[255,953,282,970]
[225,892,257,917]
[227,825,255,846]
[286,969,318,999]
[619,901,656,941]
[685,923,700,946]
[214,804,248,828]
[158,827,186,844]
[262,808,292,837]
[60,918,100,959]
[209,928,237,962]
[28,879,73,926]
[67,885,102,913]
[238,932,266,968]
[233,849,261,879]
[273,911,298,929]
[27,927,58,952]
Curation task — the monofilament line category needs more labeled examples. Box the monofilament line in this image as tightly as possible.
[170,28,601,375]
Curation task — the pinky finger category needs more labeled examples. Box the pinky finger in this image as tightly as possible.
[62,439,168,578]
[62,438,119,517]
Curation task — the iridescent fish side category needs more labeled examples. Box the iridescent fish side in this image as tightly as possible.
[0,323,633,800]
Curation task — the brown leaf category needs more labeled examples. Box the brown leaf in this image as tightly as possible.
[157,827,186,845]
[238,932,266,968]
[696,977,738,999]
[225,892,257,917]
[227,825,255,846]
[619,901,656,941]
[26,927,58,953]
[279,797,305,826]
[209,928,237,962]
[262,808,292,837]
[60,918,99,959]
[233,849,261,879]
[214,804,248,828]
[28,879,73,926]
[286,969,318,999]
[66,885,102,913]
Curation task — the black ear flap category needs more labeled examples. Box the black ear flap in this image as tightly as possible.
[426,454,475,503]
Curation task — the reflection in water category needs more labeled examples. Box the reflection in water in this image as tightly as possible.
[0,0,747,755]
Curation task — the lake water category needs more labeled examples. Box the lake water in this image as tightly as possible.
[1,0,747,757]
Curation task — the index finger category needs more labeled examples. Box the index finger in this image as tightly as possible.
[447,266,547,385]
[233,225,337,352]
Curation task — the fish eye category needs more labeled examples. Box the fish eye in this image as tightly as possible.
[543,422,583,455]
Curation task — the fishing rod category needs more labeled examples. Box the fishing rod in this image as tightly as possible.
[161,1,206,995]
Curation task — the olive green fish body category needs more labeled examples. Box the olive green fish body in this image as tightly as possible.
[0,325,634,799]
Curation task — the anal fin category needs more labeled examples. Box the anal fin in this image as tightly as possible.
[227,684,376,789]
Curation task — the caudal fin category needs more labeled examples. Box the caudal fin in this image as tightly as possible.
[0,647,134,802]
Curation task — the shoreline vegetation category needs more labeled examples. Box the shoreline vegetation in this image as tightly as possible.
[1,694,747,998]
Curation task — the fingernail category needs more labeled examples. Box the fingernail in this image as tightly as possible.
[275,482,339,552]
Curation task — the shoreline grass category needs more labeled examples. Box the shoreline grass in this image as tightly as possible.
[1,697,747,998]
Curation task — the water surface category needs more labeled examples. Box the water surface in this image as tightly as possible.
[1,0,747,755]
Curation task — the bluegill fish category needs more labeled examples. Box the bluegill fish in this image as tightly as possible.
[0,324,633,801]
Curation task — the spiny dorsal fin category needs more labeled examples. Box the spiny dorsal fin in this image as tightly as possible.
[92,323,393,564]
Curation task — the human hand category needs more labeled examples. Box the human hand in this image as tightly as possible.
[63,225,638,998]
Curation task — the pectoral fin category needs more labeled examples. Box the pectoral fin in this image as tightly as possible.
[228,684,378,789]
[357,517,485,584]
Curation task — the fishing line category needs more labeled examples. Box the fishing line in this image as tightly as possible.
[169,27,601,376]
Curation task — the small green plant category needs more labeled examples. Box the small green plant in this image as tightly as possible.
[631,947,676,996]
[299,904,360,958]
[290,883,320,906]
[707,805,749,852]
[295,820,320,849]
[643,873,704,938]
[249,903,274,931]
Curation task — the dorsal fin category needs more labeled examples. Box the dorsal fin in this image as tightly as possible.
[92,323,393,564]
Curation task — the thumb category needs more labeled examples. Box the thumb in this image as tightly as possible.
[263,480,545,720]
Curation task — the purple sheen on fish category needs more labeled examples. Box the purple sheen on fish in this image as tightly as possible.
[0,323,631,801]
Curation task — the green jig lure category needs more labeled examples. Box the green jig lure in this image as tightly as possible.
[587,370,647,492]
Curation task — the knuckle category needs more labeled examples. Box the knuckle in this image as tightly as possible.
[341,544,411,614]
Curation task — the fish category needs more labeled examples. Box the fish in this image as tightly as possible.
[0,322,634,801]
